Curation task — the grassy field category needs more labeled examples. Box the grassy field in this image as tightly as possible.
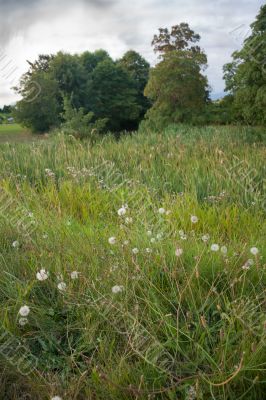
[0,124,34,143]
[0,125,265,399]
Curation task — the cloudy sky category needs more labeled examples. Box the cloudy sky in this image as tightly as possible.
[0,0,264,107]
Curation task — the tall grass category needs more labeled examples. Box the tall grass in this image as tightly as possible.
[0,125,265,399]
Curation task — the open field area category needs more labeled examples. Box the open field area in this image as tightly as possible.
[0,124,33,143]
[0,125,265,399]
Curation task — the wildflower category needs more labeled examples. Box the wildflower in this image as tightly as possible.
[191,215,198,224]
[45,168,55,178]
[118,206,127,216]
[158,208,165,214]
[12,241,19,248]
[211,244,219,252]
[202,234,210,242]
[178,230,184,236]
[19,317,28,326]
[70,271,79,280]
[132,248,139,254]
[156,233,163,240]
[112,285,124,294]
[19,305,30,317]
[242,259,254,270]
[150,238,156,243]
[175,247,183,257]
[180,234,187,240]
[250,247,259,255]
[186,385,196,400]
[36,269,49,281]
[57,282,67,291]
[108,237,116,245]
[221,246,228,255]
[147,230,152,236]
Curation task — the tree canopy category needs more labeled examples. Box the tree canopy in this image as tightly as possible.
[223,4,266,125]
[144,23,209,126]
[14,50,150,133]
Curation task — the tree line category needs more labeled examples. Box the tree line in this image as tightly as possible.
[13,4,265,135]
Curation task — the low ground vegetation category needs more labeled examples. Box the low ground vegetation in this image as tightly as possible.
[0,125,265,399]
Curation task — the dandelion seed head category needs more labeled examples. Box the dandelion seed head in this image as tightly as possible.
[211,244,219,252]
[147,230,152,236]
[57,282,66,291]
[19,305,30,317]
[191,215,198,224]
[132,248,139,254]
[18,317,28,326]
[202,234,210,242]
[250,247,259,255]
[70,271,79,280]
[158,208,165,214]
[118,206,127,216]
[108,237,116,245]
[12,241,19,248]
[36,269,49,281]
[112,285,124,294]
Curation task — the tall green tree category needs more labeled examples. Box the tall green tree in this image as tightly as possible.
[223,5,266,125]
[145,23,208,126]
[87,59,140,131]
[118,50,151,124]
[14,71,61,133]
[152,23,202,56]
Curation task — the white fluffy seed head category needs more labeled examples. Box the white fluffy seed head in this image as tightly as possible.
[36,269,49,281]
[57,282,66,291]
[70,271,79,280]
[19,305,30,317]
[112,285,124,294]
[211,244,219,252]
[118,206,127,216]
[250,247,259,255]
[108,237,116,245]
[19,317,28,326]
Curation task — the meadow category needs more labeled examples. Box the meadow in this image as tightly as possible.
[0,124,265,399]
[0,124,33,143]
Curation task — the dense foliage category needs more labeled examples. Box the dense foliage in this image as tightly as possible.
[144,24,209,127]
[223,4,266,125]
[14,50,150,133]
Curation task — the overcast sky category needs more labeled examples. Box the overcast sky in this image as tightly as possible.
[0,0,264,107]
